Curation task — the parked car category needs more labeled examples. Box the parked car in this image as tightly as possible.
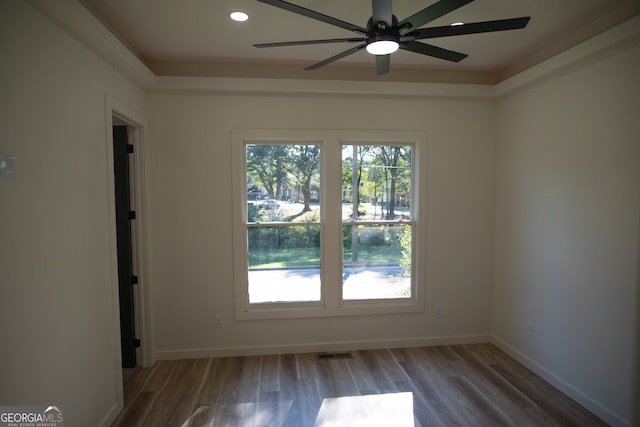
[258,199,280,210]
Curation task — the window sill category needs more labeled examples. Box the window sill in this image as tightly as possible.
[235,298,424,321]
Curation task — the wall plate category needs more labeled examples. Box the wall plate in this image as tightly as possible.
[0,156,16,179]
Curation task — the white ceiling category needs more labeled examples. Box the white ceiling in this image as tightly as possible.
[81,0,640,83]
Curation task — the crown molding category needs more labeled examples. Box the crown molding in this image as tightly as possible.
[153,75,497,100]
[147,59,499,86]
[495,14,640,98]
[27,0,156,90]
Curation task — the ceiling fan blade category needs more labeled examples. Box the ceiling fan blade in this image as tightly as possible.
[398,0,473,36]
[254,38,365,48]
[305,44,366,70]
[409,17,531,39]
[258,0,368,35]
[372,0,393,27]
[375,54,391,75]
[401,40,468,62]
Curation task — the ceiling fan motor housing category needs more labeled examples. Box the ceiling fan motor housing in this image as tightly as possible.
[365,15,400,54]
[367,31,400,46]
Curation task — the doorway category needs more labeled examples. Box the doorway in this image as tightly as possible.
[109,107,152,382]
[113,124,137,370]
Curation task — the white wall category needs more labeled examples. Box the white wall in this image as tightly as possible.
[4,2,637,425]
[147,91,497,358]
[0,2,146,426]
[493,36,640,426]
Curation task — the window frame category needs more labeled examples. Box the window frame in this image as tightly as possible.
[232,129,427,320]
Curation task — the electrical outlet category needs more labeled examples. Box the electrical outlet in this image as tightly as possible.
[214,315,223,328]
[435,305,444,318]
[527,321,534,337]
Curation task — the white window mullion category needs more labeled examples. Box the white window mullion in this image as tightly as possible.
[321,135,342,310]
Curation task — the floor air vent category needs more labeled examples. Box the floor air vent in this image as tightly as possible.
[318,352,353,360]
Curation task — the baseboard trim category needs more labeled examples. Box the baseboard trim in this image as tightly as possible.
[98,401,123,427]
[490,336,629,427]
[155,334,490,361]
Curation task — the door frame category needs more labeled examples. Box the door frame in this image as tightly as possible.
[105,96,152,376]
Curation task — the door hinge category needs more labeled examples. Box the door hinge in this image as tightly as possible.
[133,339,141,348]
[128,210,136,220]
[127,144,134,154]
[131,275,139,285]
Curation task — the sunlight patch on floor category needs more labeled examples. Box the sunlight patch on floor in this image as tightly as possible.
[315,392,414,427]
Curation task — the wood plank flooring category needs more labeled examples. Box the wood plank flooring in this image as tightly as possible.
[111,343,606,427]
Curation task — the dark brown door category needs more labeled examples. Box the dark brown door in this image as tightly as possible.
[113,125,137,368]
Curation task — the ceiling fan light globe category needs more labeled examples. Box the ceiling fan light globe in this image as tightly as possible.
[366,40,399,55]
[230,11,249,22]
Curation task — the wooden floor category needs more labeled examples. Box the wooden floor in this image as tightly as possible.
[111,343,606,427]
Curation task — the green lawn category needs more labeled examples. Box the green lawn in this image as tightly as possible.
[249,245,402,268]
[249,247,320,268]
[343,244,402,264]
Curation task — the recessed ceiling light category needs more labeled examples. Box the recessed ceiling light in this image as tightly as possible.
[451,22,464,26]
[230,11,249,22]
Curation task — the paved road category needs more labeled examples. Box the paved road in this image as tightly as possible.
[248,265,410,303]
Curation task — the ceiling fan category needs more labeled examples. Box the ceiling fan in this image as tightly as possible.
[254,0,531,75]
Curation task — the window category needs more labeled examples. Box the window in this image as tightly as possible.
[232,129,426,319]
[245,144,322,304]
[341,144,413,301]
